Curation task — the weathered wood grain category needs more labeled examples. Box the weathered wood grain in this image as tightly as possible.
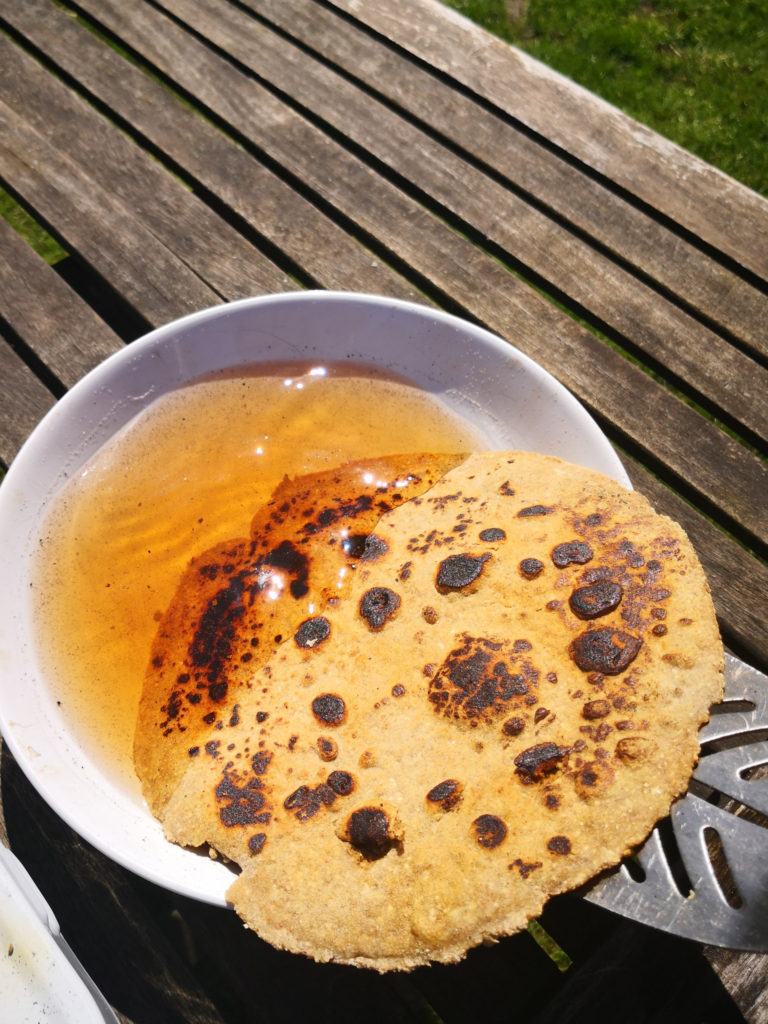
[243,0,768,364]
[625,455,768,668]
[0,215,122,386]
[0,39,293,322]
[133,0,768,447]
[328,0,768,283]
[704,947,768,1024]
[0,331,56,466]
[28,0,768,549]
[0,101,222,326]
[0,0,423,303]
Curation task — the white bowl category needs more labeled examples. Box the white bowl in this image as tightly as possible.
[0,291,629,904]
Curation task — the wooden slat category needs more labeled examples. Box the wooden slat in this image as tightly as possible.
[625,455,768,670]
[34,0,768,550]
[0,0,425,303]
[328,0,768,283]
[0,332,56,466]
[0,216,122,386]
[243,0,768,364]
[0,41,293,325]
[131,0,768,447]
[704,947,768,1024]
[0,99,222,326]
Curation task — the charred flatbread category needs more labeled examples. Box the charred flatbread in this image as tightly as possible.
[135,451,723,970]
[136,452,464,813]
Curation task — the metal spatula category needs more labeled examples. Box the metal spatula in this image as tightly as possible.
[585,653,768,949]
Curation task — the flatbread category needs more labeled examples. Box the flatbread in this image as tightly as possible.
[136,452,464,812]
[135,452,723,970]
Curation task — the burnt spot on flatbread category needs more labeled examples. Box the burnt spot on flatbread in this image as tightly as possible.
[283,782,337,822]
[499,481,515,496]
[162,690,184,727]
[359,587,401,630]
[435,552,490,592]
[294,616,331,649]
[581,699,611,720]
[422,605,439,625]
[569,582,623,620]
[262,540,311,600]
[189,575,249,680]
[301,494,375,537]
[580,565,614,585]
[502,716,526,738]
[251,750,271,775]
[472,814,507,849]
[429,636,539,725]
[547,835,572,856]
[180,541,310,716]
[342,533,389,562]
[327,770,355,796]
[343,807,400,860]
[551,541,594,568]
[570,628,642,675]
[573,760,615,801]
[425,779,463,812]
[519,558,544,580]
[316,736,338,761]
[514,743,569,784]
[311,693,346,726]
[479,527,506,542]
[618,540,645,568]
[517,505,554,518]
[509,858,543,879]
[248,832,267,854]
[427,491,463,513]
[216,772,270,828]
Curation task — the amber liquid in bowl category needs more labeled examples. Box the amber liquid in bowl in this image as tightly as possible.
[33,365,487,796]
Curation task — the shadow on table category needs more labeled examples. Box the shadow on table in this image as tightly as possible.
[1,744,748,1024]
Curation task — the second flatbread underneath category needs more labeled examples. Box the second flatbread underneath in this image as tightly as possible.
[141,451,724,969]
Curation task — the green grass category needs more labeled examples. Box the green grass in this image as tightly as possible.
[443,0,768,198]
[527,918,573,971]
[0,185,68,264]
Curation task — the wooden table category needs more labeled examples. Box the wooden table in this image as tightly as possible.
[1,1,766,1020]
